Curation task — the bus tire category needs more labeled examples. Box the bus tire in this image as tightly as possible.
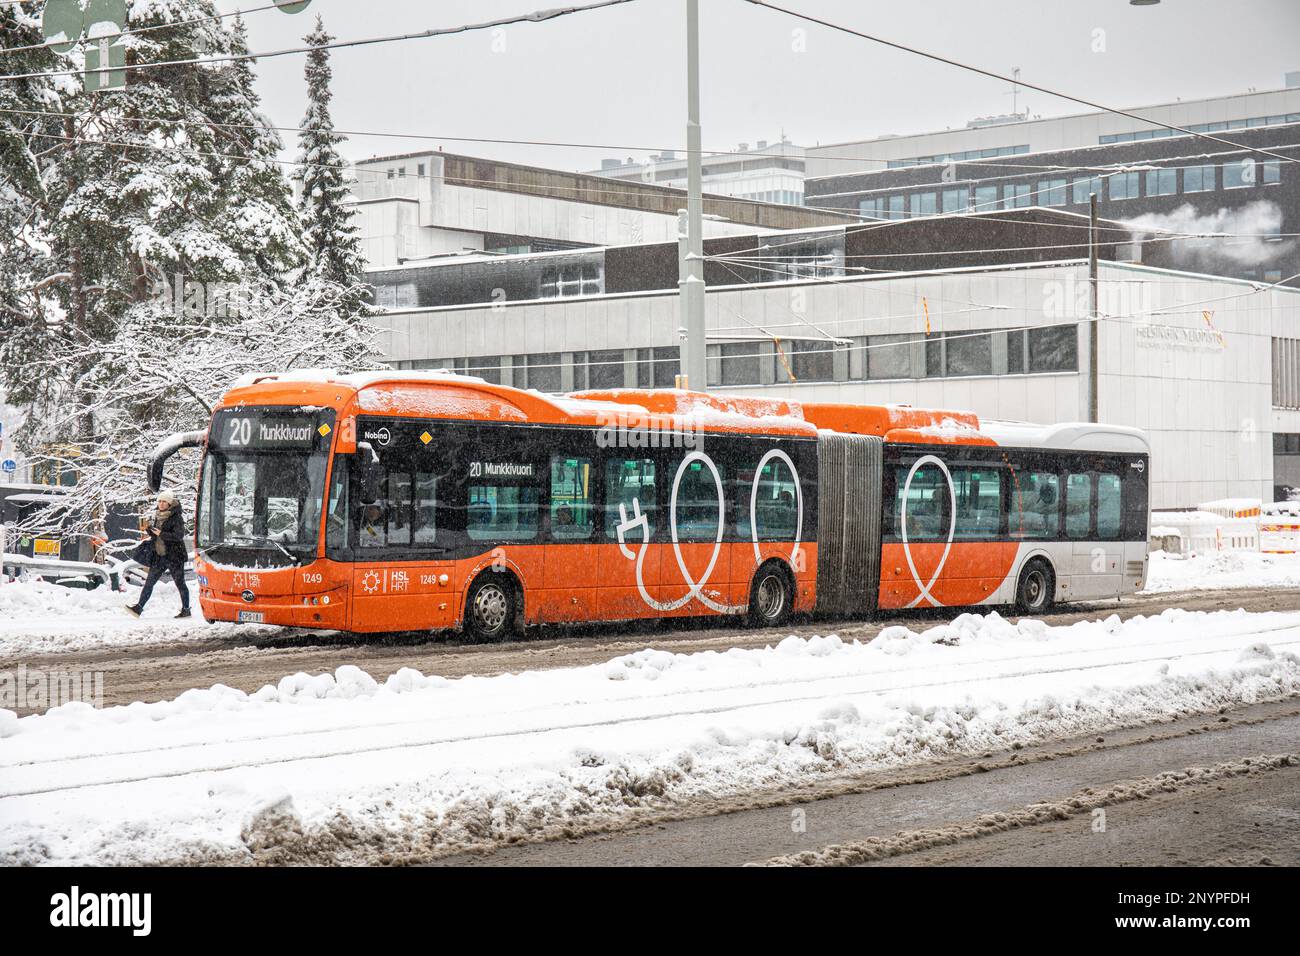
[1015,558,1055,616]
[748,561,793,628]
[464,573,519,643]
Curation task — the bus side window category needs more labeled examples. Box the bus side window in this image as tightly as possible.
[550,456,594,540]
[953,466,1003,539]
[748,456,797,542]
[604,458,656,540]
[894,462,949,541]
[1065,472,1092,539]
[674,455,727,542]
[1097,473,1121,538]
[467,484,539,541]
[1011,471,1059,539]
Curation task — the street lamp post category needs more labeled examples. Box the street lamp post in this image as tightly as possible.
[679,0,707,391]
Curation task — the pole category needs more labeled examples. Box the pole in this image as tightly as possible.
[680,0,707,391]
[1089,192,1099,422]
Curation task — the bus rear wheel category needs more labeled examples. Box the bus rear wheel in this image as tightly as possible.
[748,563,793,628]
[1015,559,1055,616]
[464,575,518,642]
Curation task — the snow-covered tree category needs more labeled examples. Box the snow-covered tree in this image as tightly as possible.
[0,1,380,535]
[0,2,70,412]
[294,15,366,297]
[15,279,382,533]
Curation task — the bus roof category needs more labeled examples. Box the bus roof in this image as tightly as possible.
[220,371,819,438]
[219,371,1148,452]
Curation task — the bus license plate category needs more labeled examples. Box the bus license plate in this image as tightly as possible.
[238,611,265,623]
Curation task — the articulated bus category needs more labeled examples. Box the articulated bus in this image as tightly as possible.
[151,372,1150,639]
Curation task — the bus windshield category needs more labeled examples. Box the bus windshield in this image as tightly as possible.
[196,408,334,566]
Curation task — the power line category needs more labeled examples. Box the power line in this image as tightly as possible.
[0,0,641,82]
[740,0,1300,168]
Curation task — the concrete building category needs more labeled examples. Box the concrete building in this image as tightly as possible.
[350,150,848,301]
[590,137,806,205]
[804,83,1300,178]
[372,245,1300,509]
[805,122,1300,290]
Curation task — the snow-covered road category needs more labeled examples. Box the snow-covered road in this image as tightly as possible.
[3,607,1298,865]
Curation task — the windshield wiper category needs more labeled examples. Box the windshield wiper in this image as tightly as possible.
[221,535,303,566]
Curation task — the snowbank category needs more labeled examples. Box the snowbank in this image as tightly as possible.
[1142,549,1300,594]
[2,607,1298,865]
[0,578,264,658]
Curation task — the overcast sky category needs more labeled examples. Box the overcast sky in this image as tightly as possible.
[217,0,1300,172]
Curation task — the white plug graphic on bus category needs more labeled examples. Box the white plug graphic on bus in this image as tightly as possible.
[614,449,803,614]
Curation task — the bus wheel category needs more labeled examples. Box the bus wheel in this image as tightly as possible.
[464,575,517,642]
[748,563,793,628]
[1015,559,1055,616]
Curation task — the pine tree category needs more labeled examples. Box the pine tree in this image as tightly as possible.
[295,15,366,294]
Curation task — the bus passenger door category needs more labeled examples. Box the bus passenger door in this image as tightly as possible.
[541,453,599,622]
[598,456,661,620]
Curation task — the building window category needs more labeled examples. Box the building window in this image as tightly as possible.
[1037,179,1068,207]
[886,195,906,219]
[417,163,426,177]
[1274,337,1300,409]
[524,353,562,393]
[1006,324,1078,374]
[941,331,993,376]
[858,197,883,219]
[784,340,835,382]
[540,263,602,299]
[1263,160,1281,185]
[1004,183,1031,208]
[1223,160,1255,189]
[585,348,626,390]
[719,342,763,385]
[973,185,998,211]
[913,192,937,217]
[1183,165,1214,193]
[1109,171,1140,200]
[1071,176,1102,204]
[1145,168,1176,196]
[637,347,679,388]
[464,355,503,385]
[864,334,916,380]
[942,187,966,213]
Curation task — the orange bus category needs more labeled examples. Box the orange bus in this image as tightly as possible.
[150,372,1150,639]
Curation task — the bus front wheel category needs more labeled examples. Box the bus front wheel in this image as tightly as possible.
[748,562,794,628]
[1015,559,1055,616]
[464,575,518,642]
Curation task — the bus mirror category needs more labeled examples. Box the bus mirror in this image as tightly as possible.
[356,442,381,504]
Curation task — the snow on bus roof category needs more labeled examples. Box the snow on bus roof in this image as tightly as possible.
[978,419,1150,453]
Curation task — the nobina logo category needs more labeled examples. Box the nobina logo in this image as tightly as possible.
[364,427,391,447]
[49,886,151,936]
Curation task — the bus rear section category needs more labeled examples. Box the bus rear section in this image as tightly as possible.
[802,404,1151,616]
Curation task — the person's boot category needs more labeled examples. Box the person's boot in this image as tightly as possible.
[175,607,192,619]
[124,604,143,617]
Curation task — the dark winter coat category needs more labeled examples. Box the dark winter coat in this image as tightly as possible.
[132,509,189,569]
